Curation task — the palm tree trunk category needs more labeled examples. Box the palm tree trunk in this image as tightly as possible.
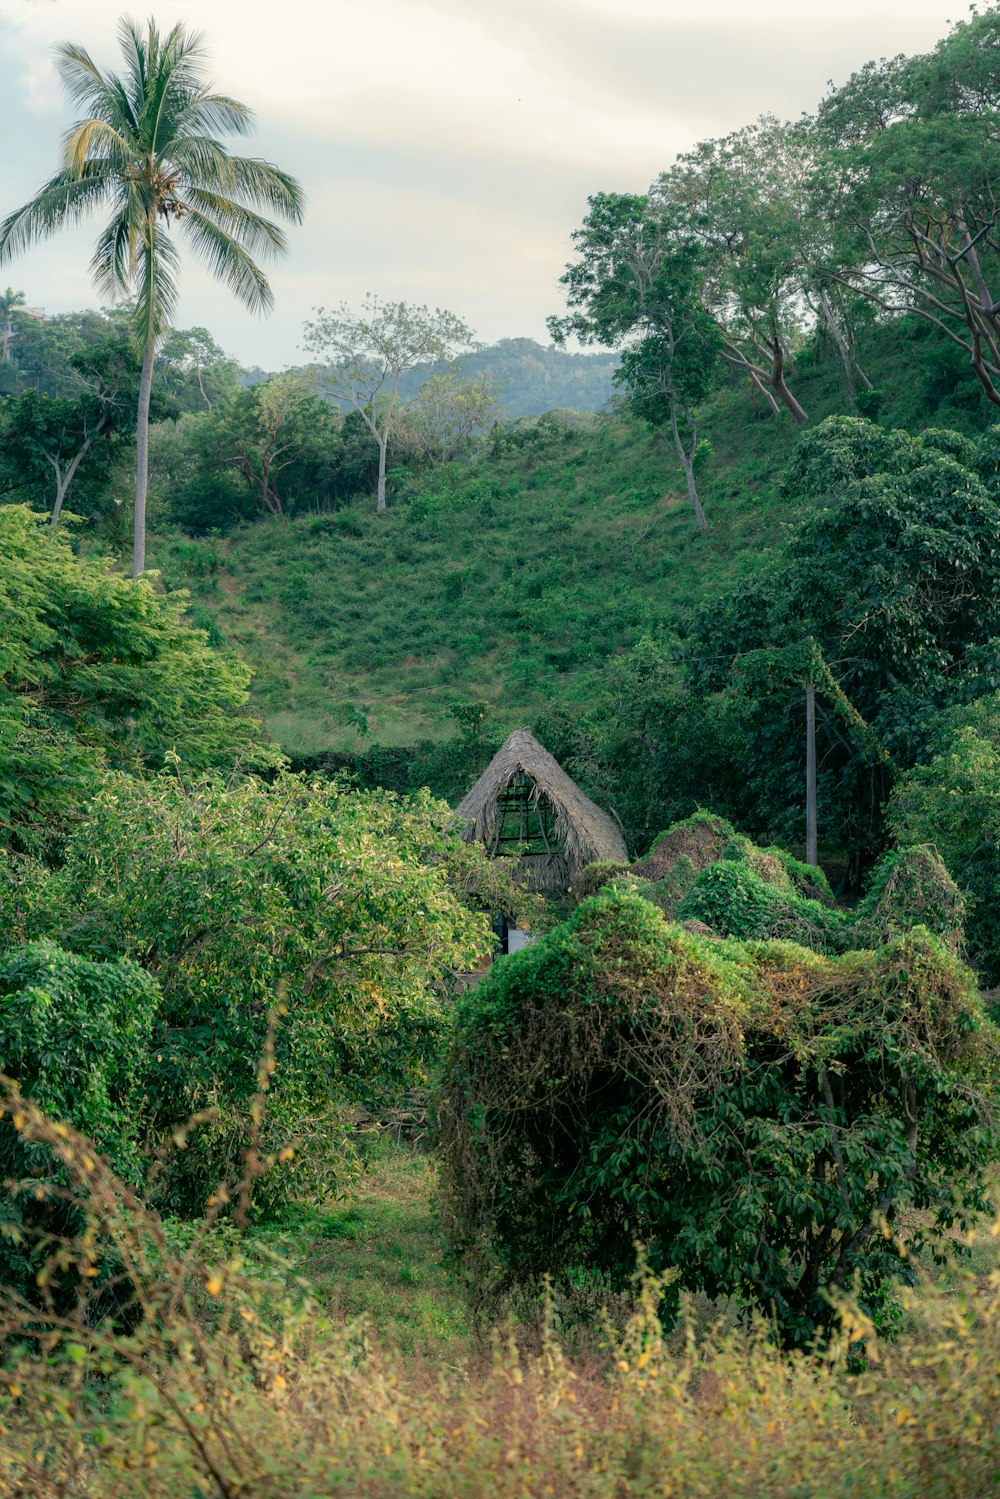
[133,336,155,578]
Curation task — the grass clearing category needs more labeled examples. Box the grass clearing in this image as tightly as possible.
[250,1138,470,1359]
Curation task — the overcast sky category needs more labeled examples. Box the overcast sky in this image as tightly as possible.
[0,0,971,367]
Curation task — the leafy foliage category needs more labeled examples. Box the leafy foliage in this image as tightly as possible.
[440,890,997,1346]
[687,417,1000,856]
[0,505,269,852]
[304,295,474,511]
[14,769,496,1212]
[153,385,373,532]
[0,940,159,1298]
[674,858,849,952]
[888,694,1000,982]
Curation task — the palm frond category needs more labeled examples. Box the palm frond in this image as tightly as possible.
[56,41,139,137]
[7,17,297,343]
[133,225,181,350]
[0,166,116,263]
[182,211,273,316]
[144,23,202,154]
[116,15,150,117]
[186,92,257,138]
[165,134,230,179]
[202,154,305,221]
[63,118,135,175]
[90,192,144,305]
[183,189,288,258]
[54,42,113,114]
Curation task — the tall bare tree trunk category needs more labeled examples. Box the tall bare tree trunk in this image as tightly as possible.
[769,337,809,425]
[669,404,708,533]
[48,440,93,529]
[133,337,155,578]
[818,290,873,396]
[376,433,387,513]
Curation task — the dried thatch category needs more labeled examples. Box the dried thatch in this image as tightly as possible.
[456,729,629,892]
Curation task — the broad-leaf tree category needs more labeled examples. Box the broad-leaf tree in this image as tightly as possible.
[687,417,1000,859]
[817,8,1000,410]
[399,371,499,467]
[550,193,719,530]
[157,324,241,411]
[0,17,303,575]
[0,334,152,527]
[656,119,814,424]
[303,294,474,511]
[0,505,271,853]
[209,375,340,518]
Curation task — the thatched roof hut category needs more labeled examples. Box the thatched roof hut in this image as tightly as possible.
[456,728,629,892]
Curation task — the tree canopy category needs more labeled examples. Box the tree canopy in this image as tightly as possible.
[0,505,269,852]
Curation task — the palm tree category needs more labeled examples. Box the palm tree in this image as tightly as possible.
[0,17,303,576]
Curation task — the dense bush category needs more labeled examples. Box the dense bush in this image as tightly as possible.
[852,845,966,954]
[0,941,159,1299]
[5,769,503,1214]
[439,890,997,1346]
[670,839,962,956]
[0,505,270,852]
[687,418,1000,860]
[888,697,1000,982]
[674,857,850,951]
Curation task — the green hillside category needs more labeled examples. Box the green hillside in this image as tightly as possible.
[152,410,783,755]
[152,317,995,759]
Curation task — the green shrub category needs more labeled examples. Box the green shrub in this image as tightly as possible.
[439,891,997,1346]
[853,845,965,953]
[0,941,159,1299]
[0,505,271,854]
[887,710,1000,982]
[22,770,499,1215]
[675,859,850,951]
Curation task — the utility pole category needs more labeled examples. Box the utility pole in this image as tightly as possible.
[805,681,818,866]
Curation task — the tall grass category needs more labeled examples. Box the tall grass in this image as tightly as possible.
[0,1080,996,1498]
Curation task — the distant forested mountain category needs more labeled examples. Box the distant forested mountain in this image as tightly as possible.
[422,338,619,418]
[246,337,620,417]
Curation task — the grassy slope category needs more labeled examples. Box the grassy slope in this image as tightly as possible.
[151,323,997,757]
[152,407,805,755]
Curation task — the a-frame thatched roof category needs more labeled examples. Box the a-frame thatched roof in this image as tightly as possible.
[456,728,629,892]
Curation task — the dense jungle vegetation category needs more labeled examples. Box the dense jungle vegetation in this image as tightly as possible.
[0,7,999,1496]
